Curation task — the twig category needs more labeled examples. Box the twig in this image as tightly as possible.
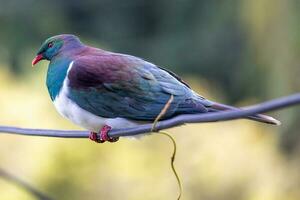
[0,93,300,138]
[150,95,183,200]
[158,131,182,200]
[0,168,53,200]
[151,95,174,132]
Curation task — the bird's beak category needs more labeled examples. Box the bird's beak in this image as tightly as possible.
[32,54,44,67]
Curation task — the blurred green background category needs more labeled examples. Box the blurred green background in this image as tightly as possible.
[0,0,300,199]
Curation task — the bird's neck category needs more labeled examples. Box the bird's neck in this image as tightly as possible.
[46,57,72,101]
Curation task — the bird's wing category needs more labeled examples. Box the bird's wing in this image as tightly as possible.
[67,54,212,121]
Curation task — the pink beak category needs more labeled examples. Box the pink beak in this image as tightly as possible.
[32,54,44,67]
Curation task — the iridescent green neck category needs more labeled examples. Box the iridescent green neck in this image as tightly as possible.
[46,57,72,100]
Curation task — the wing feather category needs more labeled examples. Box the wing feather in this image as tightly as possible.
[67,54,211,120]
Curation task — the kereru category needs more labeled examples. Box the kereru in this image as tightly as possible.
[32,34,280,143]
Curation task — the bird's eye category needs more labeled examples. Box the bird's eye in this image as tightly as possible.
[48,42,54,48]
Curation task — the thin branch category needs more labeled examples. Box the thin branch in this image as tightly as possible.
[151,95,182,200]
[151,95,174,132]
[0,93,300,139]
[0,168,53,200]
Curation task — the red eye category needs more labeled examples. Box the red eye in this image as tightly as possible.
[48,42,53,48]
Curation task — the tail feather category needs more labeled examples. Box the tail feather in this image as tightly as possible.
[209,102,281,125]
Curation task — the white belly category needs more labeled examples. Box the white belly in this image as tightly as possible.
[53,62,139,133]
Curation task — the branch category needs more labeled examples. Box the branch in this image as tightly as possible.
[0,168,53,200]
[1,93,300,139]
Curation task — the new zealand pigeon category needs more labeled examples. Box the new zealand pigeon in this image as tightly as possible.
[32,34,280,143]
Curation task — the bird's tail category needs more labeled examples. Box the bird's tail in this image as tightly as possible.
[209,102,281,125]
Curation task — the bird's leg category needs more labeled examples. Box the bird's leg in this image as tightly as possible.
[89,125,119,143]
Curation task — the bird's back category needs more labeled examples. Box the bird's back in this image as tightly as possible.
[66,49,213,121]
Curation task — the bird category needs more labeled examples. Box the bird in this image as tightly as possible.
[32,34,280,143]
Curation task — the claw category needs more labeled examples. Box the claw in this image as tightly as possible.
[89,132,105,143]
[89,125,119,143]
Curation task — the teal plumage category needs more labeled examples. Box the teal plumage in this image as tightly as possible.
[46,57,72,100]
[32,34,280,142]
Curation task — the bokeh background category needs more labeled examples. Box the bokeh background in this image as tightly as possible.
[0,0,300,199]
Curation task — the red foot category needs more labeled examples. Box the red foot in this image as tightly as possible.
[89,125,119,143]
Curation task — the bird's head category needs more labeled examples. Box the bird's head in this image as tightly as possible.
[32,34,83,66]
